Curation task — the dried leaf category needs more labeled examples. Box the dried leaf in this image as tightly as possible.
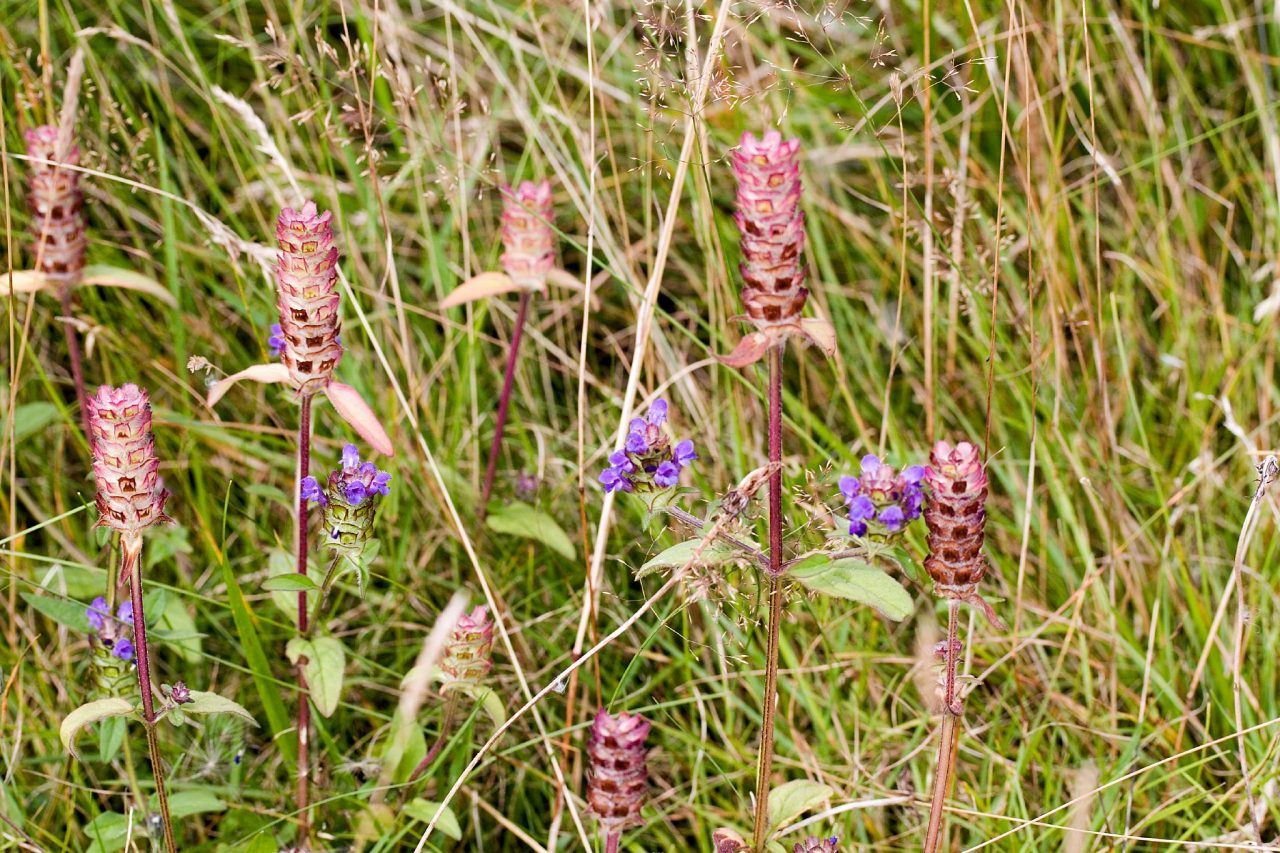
[440,271,521,309]
[325,381,394,457]
[206,363,290,408]
[718,332,774,368]
[81,264,178,307]
[800,317,837,358]
[0,270,53,295]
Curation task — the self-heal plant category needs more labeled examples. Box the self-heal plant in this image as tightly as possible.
[300,443,391,597]
[205,202,392,845]
[838,455,926,539]
[921,439,1001,853]
[84,383,177,852]
[440,179,557,515]
[598,398,697,495]
[586,709,650,853]
[409,605,496,781]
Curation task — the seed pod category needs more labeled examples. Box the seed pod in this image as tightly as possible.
[500,180,555,294]
[923,440,988,600]
[25,125,86,285]
[275,202,342,396]
[586,709,650,836]
[731,130,807,331]
[439,606,496,693]
[793,837,841,853]
[86,384,172,535]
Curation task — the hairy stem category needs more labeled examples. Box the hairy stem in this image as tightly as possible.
[124,534,176,853]
[479,290,532,518]
[605,830,621,853]
[751,344,786,851]
[295,394,313,847]
[59,284,89,439]
[924,601,962,853]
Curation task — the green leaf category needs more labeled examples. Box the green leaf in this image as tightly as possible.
[61,698,136,759]
[22,592,92,632]
[97,715,126,764]
[287,637,346,718]
[404,798,463,840]
[766,779,834,832]
[182,690,258,726]
[13,401,61,442]
[84,810,131,853]
[486,501,575,560]
[267,549,312,619]
[220,553,292,760]
[638,537,742,578]
[261,573,320,593]
[462,685,507,727]
[157,596,202,663]
[788,558,914,621]
[163,790,227,818]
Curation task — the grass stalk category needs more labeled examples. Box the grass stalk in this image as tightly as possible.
[295,393,314,846]
[479,290,531,518]
[122,533,176,853]
[751,344,786,851]
[924,600,962,853]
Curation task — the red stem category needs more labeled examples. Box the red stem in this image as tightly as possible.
[924,601,962,853]
[60,285,90,439]
[605,831,621,853]
[295,394,313,846]
[751,345,785,851]
[479,290,532,518]
[124,535,176,853]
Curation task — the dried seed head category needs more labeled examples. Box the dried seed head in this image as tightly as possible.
[439,605,496,693]
[713,828,748,852]
[275,202,342,396]
[793,837,841,853]
[86,384,172,535]
[500,180,555,293]
[25,124,86,285]
[923,440,988,599]
[586,709,650,835]
[732,130,807,332]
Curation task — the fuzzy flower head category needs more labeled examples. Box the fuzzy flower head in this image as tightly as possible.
[500,180,555,294]
[599,398,697,494]
[837,454,925,539]
[794,838,841,853]
[586,710,650,836]
[274,202,343,396]
[439,605,496,693]
[87,595,135,695]
[25,124,86,284]
[86,384,172,536]
[301,443,391,557]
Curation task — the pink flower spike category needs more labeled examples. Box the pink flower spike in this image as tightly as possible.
[499,180,555,294]
[325,381,393,457]
[205,362,291,409]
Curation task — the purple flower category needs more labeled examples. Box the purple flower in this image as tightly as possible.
[673,440,697,466]
[839,453,925,540]
[653,461,681,488]
[625,431,649,454]
[647,398,668,426]
[268,323,286,358]
[342,443,361,470]
[116,600,134,625]
[300,476,327,506]
[371,470,392,496]
[345,481,369,506]
[111,637,134,662]
[170,681,192,704]
[87,596,109,630]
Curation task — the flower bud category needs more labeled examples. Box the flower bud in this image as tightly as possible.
[923,441,988,599]
[275,202,342,396]
[793,837,841,853]
[25,125,86,285]
[86,384,172,535]
[500,181,555,293]
[586,709,650,836]
[439,606,496,693]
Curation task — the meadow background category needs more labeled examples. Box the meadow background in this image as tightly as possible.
[3,0,1280,849]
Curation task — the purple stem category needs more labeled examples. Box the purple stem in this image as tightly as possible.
[479,290,532,518]
[923,600,962,853]
[59,285,90,440]
[409,694,458,782]
[295,394,313,845]
[124,534,176,853]
[751,344,785,851]
[605,831,621,853]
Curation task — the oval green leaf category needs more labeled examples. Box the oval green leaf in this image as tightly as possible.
[486,501,575,560]
[61,697,136,760]
[789,558,914,621]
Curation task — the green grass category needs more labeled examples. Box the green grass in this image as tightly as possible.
[3,0,1280,849]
